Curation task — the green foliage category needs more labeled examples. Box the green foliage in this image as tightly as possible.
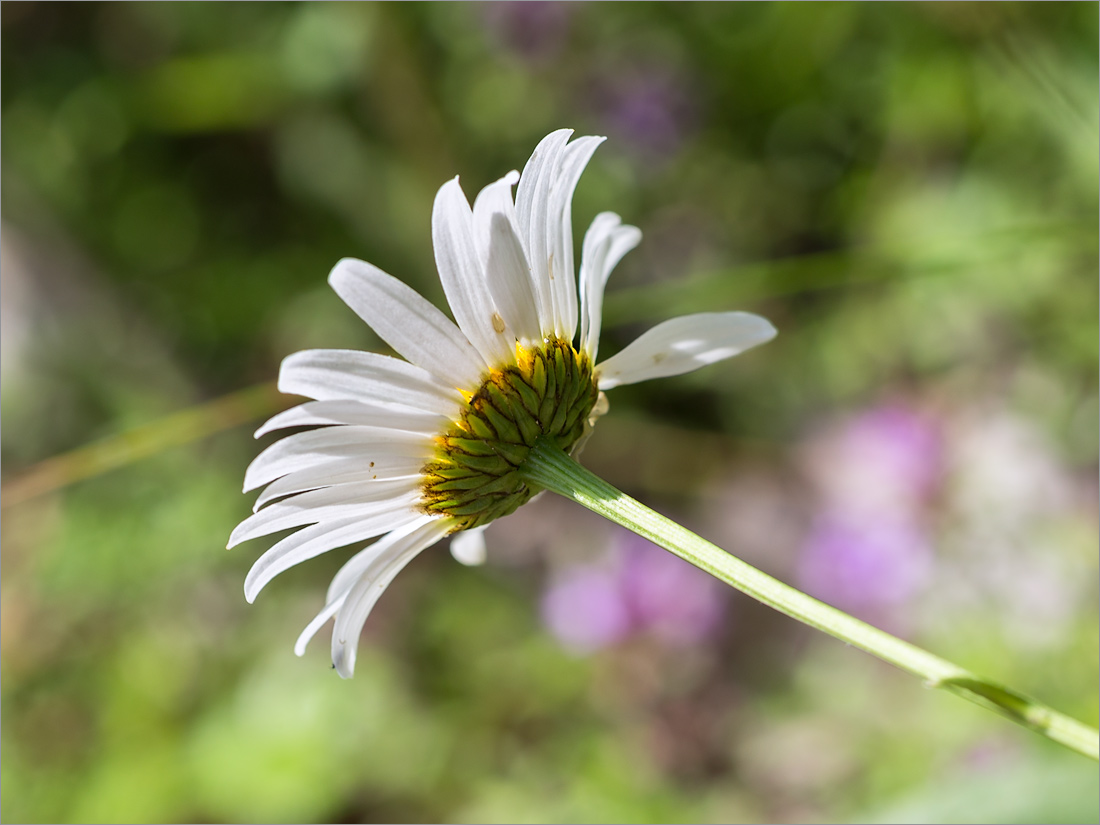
[2,3,1096,822]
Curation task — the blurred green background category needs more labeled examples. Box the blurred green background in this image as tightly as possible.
[2,3,1097,823]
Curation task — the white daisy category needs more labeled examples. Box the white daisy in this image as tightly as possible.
[230,129,776,677]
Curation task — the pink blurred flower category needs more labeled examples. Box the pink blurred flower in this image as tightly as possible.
[590,65,701,161]
[797,403,942,627]
[802,404,942,520]
[620,533,726,643]
[540,530,726,653]
[797,512,933,626]
[540,566,632,653]
[483,2,574,62]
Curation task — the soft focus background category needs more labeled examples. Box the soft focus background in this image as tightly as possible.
[2,3,1098,823]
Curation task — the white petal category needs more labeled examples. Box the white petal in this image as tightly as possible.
[432,177,516,366]
[328,258,486,389]
[255,400,448,439]
[472,172,541,343]
[515,129,572,335]
[487,213,542,344]
[279,349,462,414]
[294,593,347,657]
[589,390,610,426]
[320,517,443,610]
[244,509,424,603]
[596,312,777,390]
[331,517,451,678]
[546,135,604,341]
[449,526,487,566]
[579,212,621,351]
[228,482,421,547]
[252,459,422,512]
[323,516,448,603]
[243,426,433,492]
[579,212,641,360]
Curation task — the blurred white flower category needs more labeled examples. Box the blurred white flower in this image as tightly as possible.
[799,404,942,522]
[230,130,776,677]
[796,404,941,629]
[934,408,1089,647]
[541,529,727,653]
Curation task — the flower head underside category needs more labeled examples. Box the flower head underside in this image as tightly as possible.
[421,338,599,529]
[230,129,776,677]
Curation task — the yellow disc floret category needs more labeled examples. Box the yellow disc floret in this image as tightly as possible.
[420,338,600,530]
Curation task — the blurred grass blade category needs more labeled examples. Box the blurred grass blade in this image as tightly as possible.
[602,220,1094,326]
[1,382,285,509]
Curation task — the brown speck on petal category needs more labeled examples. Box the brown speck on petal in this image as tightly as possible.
[491,312,506,333]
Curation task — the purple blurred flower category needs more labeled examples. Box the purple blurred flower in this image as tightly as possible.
[797,512,933,624]
[843,405,942,499]
[483,2,574,62]
[620,533,726,643]
[590,66,700,161]
[540,566,632,653]
[541,530,726,653]
[797,403,944,628]
[803,403,943,521]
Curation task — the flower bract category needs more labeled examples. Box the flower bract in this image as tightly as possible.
[230,129,776,677]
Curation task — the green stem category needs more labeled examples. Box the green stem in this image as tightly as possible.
[518,437,1099,761]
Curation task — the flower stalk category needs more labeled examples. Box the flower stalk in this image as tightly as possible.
[517,436,1100,761]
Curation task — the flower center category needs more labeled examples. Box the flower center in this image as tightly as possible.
[420,338,600,530]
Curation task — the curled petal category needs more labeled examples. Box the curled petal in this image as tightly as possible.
[245,510,423,603]
[596,312,776,390]
[328,258,487,389]
[294,515,443,655]
[279,349,462,414]
[546,135,605,341]
[331,518,452,677]
[243,425,433,492]
[449,526,488,566]
[433,177,517,366]
[579,212,641,360]
[228,481,421,547]
[255,399,447,439]
[515,129,572,335]
[252,460,421,512]
[472,173,541,344]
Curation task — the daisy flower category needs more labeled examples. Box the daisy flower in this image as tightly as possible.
[230,129,776,677]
